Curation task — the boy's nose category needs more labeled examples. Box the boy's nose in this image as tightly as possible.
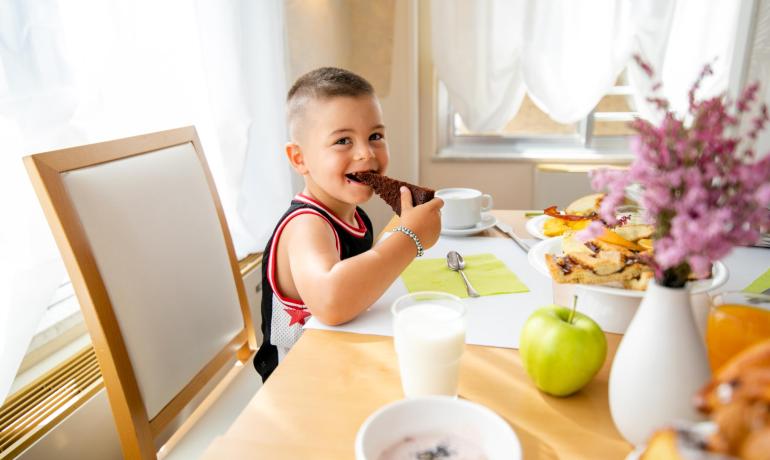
[354,146,376,160]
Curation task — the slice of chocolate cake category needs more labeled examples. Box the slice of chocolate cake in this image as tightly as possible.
[348,171,434,216]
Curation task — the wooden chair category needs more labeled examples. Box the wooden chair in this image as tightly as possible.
[24,127,258,459]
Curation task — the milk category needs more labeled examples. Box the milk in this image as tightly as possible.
[393,303,466,397]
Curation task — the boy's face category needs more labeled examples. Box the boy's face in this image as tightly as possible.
[289,94,389,206]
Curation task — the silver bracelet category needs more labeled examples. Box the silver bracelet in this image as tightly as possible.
[393,226,424,257]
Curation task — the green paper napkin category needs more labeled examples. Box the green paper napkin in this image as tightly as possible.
[744,268,770,294]
[400,253,529,298]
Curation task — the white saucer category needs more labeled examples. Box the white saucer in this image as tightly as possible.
[441,214,497,237]
[525,214,550,239]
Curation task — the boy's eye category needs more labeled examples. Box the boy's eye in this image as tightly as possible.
[369,133,384,141]
[335,137,352,145]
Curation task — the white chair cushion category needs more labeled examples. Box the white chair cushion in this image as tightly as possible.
[62,142,244,419]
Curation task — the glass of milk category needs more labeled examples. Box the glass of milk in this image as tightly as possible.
[391,292,466,398]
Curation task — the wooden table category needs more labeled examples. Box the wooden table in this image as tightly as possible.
[202,211,633,459]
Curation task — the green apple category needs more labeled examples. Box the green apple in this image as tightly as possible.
[519,303,607,397]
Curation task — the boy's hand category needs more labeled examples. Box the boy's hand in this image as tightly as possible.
[398,186,443,250]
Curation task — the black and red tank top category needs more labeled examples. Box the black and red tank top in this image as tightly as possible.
[253,193,373,380]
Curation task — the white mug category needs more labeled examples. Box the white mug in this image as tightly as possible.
[435,188,493,229]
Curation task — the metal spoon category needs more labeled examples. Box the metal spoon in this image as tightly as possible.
[446,251,480,298]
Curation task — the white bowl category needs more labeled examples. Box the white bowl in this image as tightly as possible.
[355,396,521,460]
[527,237,729,333]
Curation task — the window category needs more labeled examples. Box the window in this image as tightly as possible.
[439,71,636,156]
[429,1,755,161]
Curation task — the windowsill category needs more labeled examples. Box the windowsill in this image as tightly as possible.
[12,293,87,393]
[33,289,81,337]
[434,146,634,164]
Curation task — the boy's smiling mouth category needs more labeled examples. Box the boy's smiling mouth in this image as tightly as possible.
[345,170,380,184]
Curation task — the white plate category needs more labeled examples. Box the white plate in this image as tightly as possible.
[441,213,497,237]
[525,214,550,239]
[528,236,729,297]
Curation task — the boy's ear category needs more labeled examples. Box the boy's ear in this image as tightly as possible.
[285,142,308,175]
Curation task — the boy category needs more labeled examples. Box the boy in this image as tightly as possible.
[254,67,444,380]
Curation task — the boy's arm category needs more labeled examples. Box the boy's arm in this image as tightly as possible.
[286,188,443,325]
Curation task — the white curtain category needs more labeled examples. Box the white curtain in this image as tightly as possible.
[431,0,527,132]
[628,0,742,122]
[432,0,742,131]
[0,0,291,405]
[522,0,634,123]
[746,0,770,158]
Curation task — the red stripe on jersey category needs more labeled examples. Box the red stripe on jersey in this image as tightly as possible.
[267,208,340,308]
[294,194,367,238]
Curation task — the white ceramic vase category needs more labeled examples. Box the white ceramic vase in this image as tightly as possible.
[608,281,711,446]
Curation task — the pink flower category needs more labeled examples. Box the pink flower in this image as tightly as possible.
[757,183,770,206]
[589,57,770,287]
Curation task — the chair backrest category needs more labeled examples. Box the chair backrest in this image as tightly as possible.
[24,127,256,459]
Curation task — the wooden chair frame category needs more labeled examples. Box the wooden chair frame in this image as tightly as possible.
[24,127,256,459]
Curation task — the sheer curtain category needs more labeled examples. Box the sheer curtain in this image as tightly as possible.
[0,0,291,405]
[432,0,742,131]
[747,0,770,158]
[431,0,527,131]
[628,0,742,122]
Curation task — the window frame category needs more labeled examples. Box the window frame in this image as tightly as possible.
[436,77,636,160]
[431,0,760,163]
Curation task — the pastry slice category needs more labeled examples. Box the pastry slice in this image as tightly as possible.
[565,193,604,216]
[695,340,770,414]
[591,238,638,258]
[545,254,646,285]
[623,271,654,291]
[570,250,626,276]
[613,224,655,242]
[347,171,435,216]
[694,340,770,458]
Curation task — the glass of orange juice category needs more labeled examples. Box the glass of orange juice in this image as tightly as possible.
[706,291,770,372]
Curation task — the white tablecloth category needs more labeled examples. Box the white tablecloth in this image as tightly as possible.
[305,234,768,349]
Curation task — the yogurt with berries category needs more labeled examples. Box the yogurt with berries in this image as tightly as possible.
[378,431,486,460]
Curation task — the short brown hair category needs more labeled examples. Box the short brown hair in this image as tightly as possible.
[287,67,374,139]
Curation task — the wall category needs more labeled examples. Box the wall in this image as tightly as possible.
[358,0,419,232]
[421,158,535,210]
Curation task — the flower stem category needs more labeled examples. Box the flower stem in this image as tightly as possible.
[660,262,691,288]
